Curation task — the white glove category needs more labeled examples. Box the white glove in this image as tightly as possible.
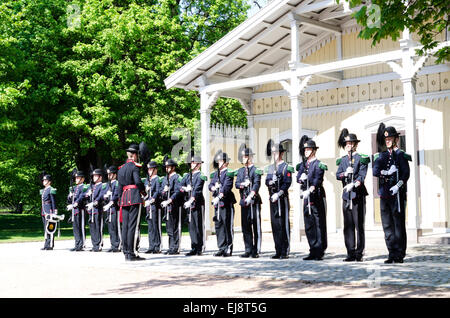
[184,198,194,209]
[68,192,73,198]
[183,184,192,192]
[212,196,220,206]
[85,189,92,197]
[300,189,311,200]
[343,182,355,192]
[103,190,112,199]
[161,200,171,208]
[145,185,151,192]
[390,185,399,195]
[103,201,113,211]
[387,165,398,175]
[66,204,73,211]
[86,202,94,211]
[73,202,78,208]
[144,200,151,207]
[272,174,278,182]
[271,192,279,202]
[299,173,307,181]
[215,182,220,189]
[244,195,254,206]
[344,166,354,176]
[242,179,251,187]
[163,185,169,192]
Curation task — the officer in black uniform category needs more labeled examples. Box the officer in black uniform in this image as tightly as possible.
[67,171,88,251]
[102,166,121,252]
[265,142,293,259]
[209,151,236,257]
[117,144,146,261]
[143,161,162,254]
[373,123,411,264]
[235,146,263,258]
[40,174,57,250]
[296,136,328,261]
[336,129,370,262]
[180,155,207,256]
[160,158,184,255]
[85,168,105,252]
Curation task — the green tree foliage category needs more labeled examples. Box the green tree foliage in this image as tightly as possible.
[0,0,249,212]
[344,0,449,63]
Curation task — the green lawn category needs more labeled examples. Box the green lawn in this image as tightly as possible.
[0,213,188,243]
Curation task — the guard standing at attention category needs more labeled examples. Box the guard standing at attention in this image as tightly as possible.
[336,129,370,262]
[372,123,411,264]
[117,144,146,261]
[265,141,293,259]
[235,145,263,258]
[296,136,328,261]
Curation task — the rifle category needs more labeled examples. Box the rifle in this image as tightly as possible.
[212,150,223,222]
[348,150,354,210]
[299,135,311,216]
[245,164,254,220]
[69,168,77,223]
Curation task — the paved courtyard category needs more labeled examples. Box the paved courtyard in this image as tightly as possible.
[0,230,448,298]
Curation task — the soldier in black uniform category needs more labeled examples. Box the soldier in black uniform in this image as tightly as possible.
[265,142,293,259]
[102,166,121,252]
[235,146,263,258]
[40,174,57,250]
[296,136,328,261]
[143,161,162,254]
[209,151,236,257]
[67,171,88,251]
[180,155,207,256]
[336,129,370,262]
[373,124,411,264]
[160,158,184,255]
[117,144,146,261]
[85,169,105,252]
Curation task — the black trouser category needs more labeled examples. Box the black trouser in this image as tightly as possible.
[241,203,262,255]
[188,205,205,253]
[342,196,366,258]
[88,212,103,250]
[380,195,407,260]
[269,196,290,256]
[214,204,234,254]
[105,208,120,250]
[146,206,161,252]
[72,210,86,250]
[303,196,327,257]
[166,204,182,253]
[121,204,142,258]
[42,215,54,249]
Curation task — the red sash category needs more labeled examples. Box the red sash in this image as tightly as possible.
[119,185,138,222]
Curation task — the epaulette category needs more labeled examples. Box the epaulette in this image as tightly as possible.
[101,183,107,190]
[373,153,380,162]
[210,171,216,179]
[226,169,236,178]
[399,150,412,161]
[287,165,295,173]
[118,164,124,170]
[336,157,342,166]
[200,173,208,181]
[141,178,147,183]
[39,189,44,195]
[296,163,301,171]
[318,162,328,171]
[50,187,57,195]
[158,176,164,183]
[255,167,264,176]
[177,175,183,183]
[359,154,370,165]
[82,184,89,192]
[134,162,142,168]
[182,172,189,179]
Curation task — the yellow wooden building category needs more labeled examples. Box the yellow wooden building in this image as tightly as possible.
[165,0,450,243]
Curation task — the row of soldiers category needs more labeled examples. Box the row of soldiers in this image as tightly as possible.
[39,122,410,264]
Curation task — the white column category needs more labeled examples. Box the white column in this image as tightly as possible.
[289,15,302,242]
[199,95,212,235]
[247,114,255,152]
[400,29,421,243]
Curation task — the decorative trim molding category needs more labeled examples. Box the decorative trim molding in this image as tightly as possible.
[252,89,450,122]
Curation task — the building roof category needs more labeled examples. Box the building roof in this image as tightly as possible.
[164,0,357,92]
